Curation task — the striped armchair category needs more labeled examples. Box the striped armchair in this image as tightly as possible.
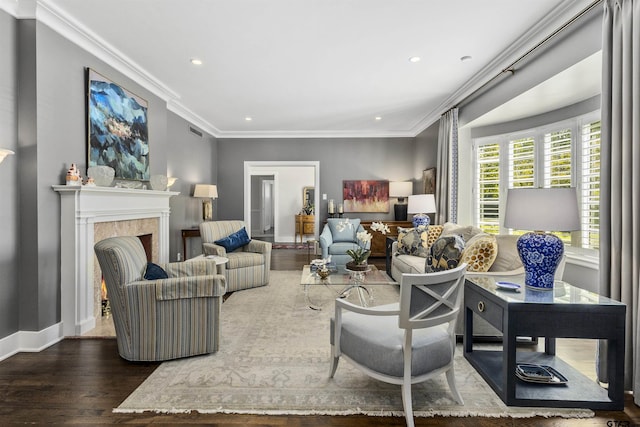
[94,236,226,362]
[200,220,271,292]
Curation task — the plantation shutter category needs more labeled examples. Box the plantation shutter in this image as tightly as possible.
[475,143,500,234]
[581,121,601,249]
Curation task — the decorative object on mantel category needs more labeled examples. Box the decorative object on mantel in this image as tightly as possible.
[85,177,96,187]
[87,68,149,181]
[150,175,168,191]
[87,165,115,187]
[65,163,82,186]
[504,187,580,290]
[166,177,178,190]
[193,184,218,221]
[389,181,412,221]
[407,193,436,228]
[0,148,14,164]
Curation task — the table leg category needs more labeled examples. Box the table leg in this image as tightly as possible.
[545,337,556,355]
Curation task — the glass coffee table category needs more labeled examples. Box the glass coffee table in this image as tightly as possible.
[300,264,397,310]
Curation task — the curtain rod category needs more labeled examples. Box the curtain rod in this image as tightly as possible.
[453,0,603,110]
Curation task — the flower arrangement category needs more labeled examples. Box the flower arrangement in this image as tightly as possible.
[346,230,373,266]
[370,221,390,234]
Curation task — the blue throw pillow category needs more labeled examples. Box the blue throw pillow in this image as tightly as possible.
[215,227,251,252]
[144,262,168,280]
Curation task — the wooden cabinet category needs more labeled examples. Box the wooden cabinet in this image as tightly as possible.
[295,214,315,243]
[361,220,412,257]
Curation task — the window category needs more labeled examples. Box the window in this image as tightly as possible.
[473,114,600,250]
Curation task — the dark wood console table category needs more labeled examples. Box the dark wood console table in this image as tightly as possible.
[463,275,626,410]
[360,220,412,257]
[181,228,201,260]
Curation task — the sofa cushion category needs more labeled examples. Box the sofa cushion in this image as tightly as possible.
[489,234,523,272]
[215,227,251,252]
[393,254,428,274]
[441,222,483,243]
[327,218,361,242]
[459,233,498,272]
[396,227,430,258]
[328,241,361,255]
[226,252,265,269]
[426,235,465,272]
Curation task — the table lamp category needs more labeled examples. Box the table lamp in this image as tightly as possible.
[389,181,412,221]
[407,194,436,228]
[0,148,14,164]
[193,184,218,221]
[504,187,580,290]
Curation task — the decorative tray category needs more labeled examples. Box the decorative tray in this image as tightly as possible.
[515,363,568,385]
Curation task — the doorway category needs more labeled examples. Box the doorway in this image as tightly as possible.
[244,161,320,243]
[250,175,275,241]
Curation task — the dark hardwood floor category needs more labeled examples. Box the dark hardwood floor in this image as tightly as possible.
[1,247,638,426]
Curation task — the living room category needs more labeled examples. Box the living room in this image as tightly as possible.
[1,0,638,424]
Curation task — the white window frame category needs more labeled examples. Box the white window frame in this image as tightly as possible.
[472,111,600,259]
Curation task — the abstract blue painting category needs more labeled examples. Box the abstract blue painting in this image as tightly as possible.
[87,69,149,180]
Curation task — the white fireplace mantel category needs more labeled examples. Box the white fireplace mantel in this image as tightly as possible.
[53,185,178,336]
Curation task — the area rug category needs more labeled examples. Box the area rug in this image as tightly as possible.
[115,270,593,419]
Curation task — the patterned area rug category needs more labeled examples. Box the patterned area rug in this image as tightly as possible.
[272,243,308,249]
[115,270,593,419]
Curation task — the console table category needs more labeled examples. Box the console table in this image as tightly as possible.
[463,275,626,410]
[361,220,412,257]
[181,228,201,260]
[295,214,315,244]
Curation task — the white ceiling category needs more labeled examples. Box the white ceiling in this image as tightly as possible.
[4,0,599,138]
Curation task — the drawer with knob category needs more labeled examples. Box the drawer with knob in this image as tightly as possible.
[465,289,503,331]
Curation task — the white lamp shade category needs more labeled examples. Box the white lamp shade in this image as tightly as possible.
[407,194,436,214]
[0,148,14,164]
[389,181,412,198]
[193,184,218,198]
[504,187,580,231]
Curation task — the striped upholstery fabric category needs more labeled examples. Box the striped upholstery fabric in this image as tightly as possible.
[200,221,272,292]
[94,236,226,362]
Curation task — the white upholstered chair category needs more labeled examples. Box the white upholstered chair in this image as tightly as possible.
[329,263,467,427]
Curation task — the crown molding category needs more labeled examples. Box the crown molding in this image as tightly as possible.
[35,0,179,102]
[166,99,222,138]
[214,129,415,140]
[409,0,597,135]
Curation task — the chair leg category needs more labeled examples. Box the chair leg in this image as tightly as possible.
[445,368,464,405]
[329,346,339,378]
[400,382,414,427]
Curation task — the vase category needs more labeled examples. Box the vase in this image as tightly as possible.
[87,166,115,187]
[346,261,369,272]
[516,232,564,290]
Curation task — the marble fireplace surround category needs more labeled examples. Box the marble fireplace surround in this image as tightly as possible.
[54,186,178,336]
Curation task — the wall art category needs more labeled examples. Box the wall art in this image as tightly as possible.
[342,180,389,213]
[87,68,149,181]
[423,168,436,194]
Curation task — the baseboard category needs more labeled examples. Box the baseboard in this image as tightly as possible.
[0,322,64,362]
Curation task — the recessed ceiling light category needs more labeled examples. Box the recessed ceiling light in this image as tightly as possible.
[244,116,253,122]
[409,56,421,63]
[460,55,472,62]
[375,116,382,121]
[190,58,203,65]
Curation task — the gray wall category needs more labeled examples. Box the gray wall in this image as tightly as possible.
[165,112,218,261]
[217,137,417,224]
[0,12,220,339]
[0,11,19,337]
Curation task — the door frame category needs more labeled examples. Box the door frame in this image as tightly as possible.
[244,161,320,240]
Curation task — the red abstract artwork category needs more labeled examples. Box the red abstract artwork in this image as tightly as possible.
[342,180,389,213]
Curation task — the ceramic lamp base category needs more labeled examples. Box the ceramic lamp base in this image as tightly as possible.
[412,214,431,228]
[516,231,564,290]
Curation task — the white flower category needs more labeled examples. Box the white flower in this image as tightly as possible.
[370,221,390,234]
[356,230,372,243]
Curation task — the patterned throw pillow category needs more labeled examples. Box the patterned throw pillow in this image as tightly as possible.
[459,233,498,272]
[425,235,465,272]
[396,227,430,258]
[425,225,444,248]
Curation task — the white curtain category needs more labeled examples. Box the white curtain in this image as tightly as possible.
[598,0,640,400]
[435,108,459,224]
